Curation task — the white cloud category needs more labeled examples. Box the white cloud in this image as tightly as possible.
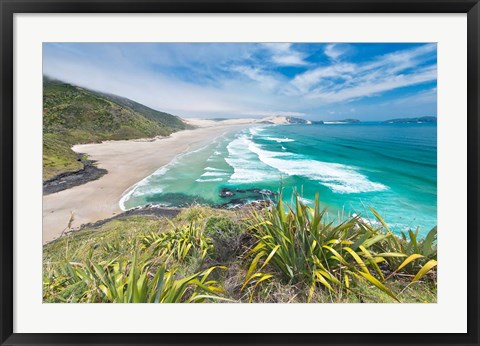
[287,63,355,94]
[324,44,351,60]
[230,65,281,90]
[261,43,309,66]
[43,53,304,118]
[362,43,436,74]
[43,43,437,119]
[307,65,437,102]
[286,44,437,103]
[271,54,306,66]
[43,57,247,116]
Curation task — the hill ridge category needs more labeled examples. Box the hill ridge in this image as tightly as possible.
[43,78,189,181]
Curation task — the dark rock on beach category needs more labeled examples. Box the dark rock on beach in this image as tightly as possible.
[43,156,107,195]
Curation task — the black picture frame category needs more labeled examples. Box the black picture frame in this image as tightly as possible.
[1,1,479,345]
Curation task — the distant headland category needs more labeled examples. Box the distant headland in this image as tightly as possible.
[384,116,437,124]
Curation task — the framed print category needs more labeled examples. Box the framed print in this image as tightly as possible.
[1,0,479,345]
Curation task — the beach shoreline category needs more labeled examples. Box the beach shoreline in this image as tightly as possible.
[42,124,251,244]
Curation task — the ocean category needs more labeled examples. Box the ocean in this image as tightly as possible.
[121,122,437,237]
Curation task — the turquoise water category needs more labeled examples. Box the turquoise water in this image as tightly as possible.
[122,123,437,236]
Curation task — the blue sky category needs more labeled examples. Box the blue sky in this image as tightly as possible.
[43,43,437,121]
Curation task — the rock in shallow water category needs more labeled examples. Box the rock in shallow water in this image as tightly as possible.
[219,188,235,198]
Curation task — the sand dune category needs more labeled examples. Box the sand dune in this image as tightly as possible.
[184,115,293,127]
[185,118,257,127]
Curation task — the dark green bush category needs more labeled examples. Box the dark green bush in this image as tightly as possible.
[204,216,242,262]
[205,216,240,239]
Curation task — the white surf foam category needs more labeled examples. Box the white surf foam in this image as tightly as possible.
[298,197,313,205]
[119,143,214,210]
[201,171,229,177]
[266,137,295,143]
[205,167,227,172]
[118,164,174,210]
[225,135,280,183]
[195,178,224,183]
[247,142,387,194]
[249,126,267,136]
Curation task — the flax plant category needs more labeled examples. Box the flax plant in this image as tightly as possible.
[242,194,437,302]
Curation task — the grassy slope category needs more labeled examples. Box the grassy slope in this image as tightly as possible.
[43,79,189,181]
[98,92,187,132]
[43,204,437,304]
[43,134,84,180]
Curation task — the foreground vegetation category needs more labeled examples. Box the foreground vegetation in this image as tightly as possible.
[43,78,190,180]
[43,196,437,303]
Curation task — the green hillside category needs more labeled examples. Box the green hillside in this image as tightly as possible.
[43,78,189,181]
[97,92,187,132]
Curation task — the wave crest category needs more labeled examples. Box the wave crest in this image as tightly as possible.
[247,141,387,194]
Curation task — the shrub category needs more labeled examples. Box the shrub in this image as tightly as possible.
[204,216,240,240]
[204,216,242,262]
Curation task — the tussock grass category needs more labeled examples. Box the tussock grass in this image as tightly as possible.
[43,198,437,303]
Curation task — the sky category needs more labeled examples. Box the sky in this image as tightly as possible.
[43,43,437,121]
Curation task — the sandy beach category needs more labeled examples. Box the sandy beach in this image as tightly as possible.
[42,124,249,244]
